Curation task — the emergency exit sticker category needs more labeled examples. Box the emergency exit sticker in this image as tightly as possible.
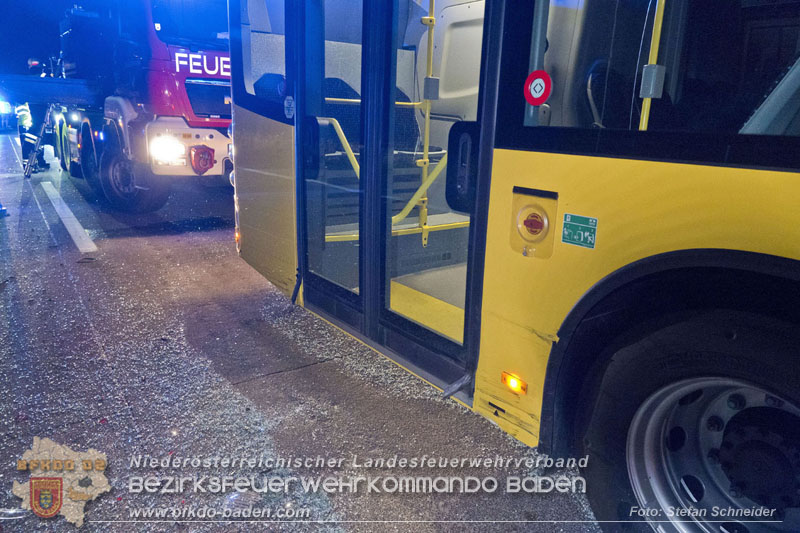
[562,214,597,249]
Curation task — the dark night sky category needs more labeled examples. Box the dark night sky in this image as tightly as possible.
[0,0,74,75]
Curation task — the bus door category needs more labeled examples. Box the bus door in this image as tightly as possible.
[297,0,487,391]
[229,0,296,294]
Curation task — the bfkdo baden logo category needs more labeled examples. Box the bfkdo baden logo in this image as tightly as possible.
[12,437,111,527]
[30,477,63,518]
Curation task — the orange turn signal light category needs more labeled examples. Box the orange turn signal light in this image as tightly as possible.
[501,372,527,395]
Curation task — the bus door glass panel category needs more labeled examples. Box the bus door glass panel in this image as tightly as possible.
[383,0,485,344]
[524,0,800,137]
[304,0,365,293]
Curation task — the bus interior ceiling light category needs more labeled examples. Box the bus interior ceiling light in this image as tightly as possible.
[150,135,186,165]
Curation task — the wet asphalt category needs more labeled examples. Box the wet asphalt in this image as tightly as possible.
[0,133,599,532]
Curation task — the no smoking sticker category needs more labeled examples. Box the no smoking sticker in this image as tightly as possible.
[524,70,552,107]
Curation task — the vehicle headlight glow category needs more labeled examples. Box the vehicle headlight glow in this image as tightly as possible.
[0,101,11,114]
[150,135,186,165]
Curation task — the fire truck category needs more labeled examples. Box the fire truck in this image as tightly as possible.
[17,0,233,212]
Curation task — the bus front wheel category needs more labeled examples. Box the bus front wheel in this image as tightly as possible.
[581,310,800,533]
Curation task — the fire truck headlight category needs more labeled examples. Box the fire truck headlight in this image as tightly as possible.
[150,135,186,165]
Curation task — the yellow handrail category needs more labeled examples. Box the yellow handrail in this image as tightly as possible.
[326,220,469,243]
[392,153,447,225]
[320,116,360,178]
[320,0,447,247]
[639,0,667,131]
[325,97,423,108]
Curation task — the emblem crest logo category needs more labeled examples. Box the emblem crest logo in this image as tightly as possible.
[30,477,63,519]
[190,145,215,175]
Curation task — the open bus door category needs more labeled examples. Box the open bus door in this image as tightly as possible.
[229,0,297,294]
[230,0,491,397]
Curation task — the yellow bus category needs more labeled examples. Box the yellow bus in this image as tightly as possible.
[228,0,800,529]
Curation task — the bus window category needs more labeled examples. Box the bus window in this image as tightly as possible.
[152,0,230,51]
[525,0,800,137]
[383,0,485,344]
[240,0,285,102]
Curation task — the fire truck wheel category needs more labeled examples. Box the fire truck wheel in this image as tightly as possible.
[58,123,82,179]
[80,139,103,196]
[99,148,170,213]
[580,309,800,533]
[54,120,67,172]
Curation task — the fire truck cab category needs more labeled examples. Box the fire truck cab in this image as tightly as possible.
[56,0,233,212]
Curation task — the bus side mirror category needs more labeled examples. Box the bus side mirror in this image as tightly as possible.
[446,121,479,214]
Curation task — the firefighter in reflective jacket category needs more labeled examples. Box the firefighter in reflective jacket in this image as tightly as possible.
[16,103,48,172]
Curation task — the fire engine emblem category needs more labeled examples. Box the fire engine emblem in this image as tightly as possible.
[30,477,63,519]
[190,145,216,175]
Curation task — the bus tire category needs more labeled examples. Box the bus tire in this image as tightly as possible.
[99,146,170,213]
[580,309,800,532]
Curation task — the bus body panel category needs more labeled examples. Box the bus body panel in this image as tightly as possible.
[232,105,297,295]
[473,148,800,445]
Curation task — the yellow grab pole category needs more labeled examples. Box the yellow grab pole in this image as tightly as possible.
[416,0,437,246]
[639,0,667,131]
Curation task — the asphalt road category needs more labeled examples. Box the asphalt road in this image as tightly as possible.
[0,133,599,532]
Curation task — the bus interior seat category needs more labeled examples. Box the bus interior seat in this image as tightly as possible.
[585,60,641,130]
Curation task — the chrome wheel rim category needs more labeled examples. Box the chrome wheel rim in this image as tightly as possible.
[627,377,800,532]
[110,156,136,196]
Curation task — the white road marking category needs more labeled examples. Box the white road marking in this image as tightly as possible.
[8,134,24,168]
[41,182,98,253]
[6,135,98,254]
[15,137,21,146]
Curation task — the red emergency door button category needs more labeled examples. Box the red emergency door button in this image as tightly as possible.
[516,205,549,243]
[524,212,545,236]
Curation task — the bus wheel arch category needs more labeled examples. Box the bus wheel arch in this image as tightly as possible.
[540,251,800,530]
[579,310,800,531]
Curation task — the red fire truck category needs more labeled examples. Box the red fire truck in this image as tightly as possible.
[52,0,233,212]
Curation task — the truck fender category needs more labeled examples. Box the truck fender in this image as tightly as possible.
[103,96,138,157]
